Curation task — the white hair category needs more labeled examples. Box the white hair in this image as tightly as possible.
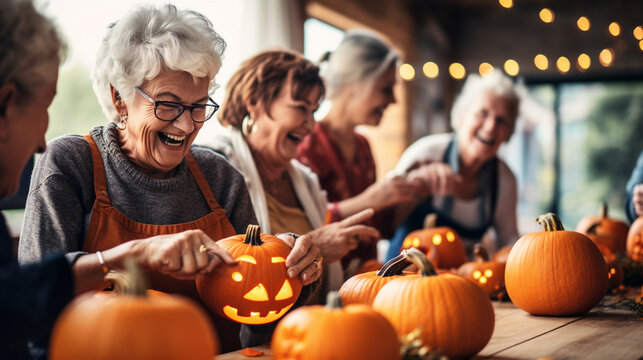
[92,4,226,123]
[321,29,399,99]
[450,70,520,134]
[0,0,66,102]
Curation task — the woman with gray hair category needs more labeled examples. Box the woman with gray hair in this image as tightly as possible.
[297,29,416,272]
[385,70,521,261]
[18,4,321,352]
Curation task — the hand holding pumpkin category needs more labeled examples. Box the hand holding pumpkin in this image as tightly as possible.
[306,208,380,263]
[134,229,236,279]
[276,233,322,285]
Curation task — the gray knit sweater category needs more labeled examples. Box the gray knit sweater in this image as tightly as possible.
[18,123,257,264]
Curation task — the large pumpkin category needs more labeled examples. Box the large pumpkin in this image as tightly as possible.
[196,225,302,324]
[339,252,413,305]
[272,292,400,360]
[400,214,466,269]
[626,216,643,261]
[372,248,494,359]
[457,244,506,297]
[506,213,608,316]
[50,260,218,360]
[576,202,629,254]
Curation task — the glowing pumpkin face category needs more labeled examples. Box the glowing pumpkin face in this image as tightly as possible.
[196,225,302,325]
[457,244,506,297]
[401,214,466,269]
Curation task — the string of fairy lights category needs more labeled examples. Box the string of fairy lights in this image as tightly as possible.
[399,0,643,81]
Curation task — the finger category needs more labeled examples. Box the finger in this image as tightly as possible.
[275,233,297,248]
[287,245,319,279]
[200,241,236,265]
[339,208,375,226]
[286,235,312,268]
[180,243,197,275]
[342,225,380,241]
[198,254,225,275]
[192,233,211,271]
[300,256,323,285]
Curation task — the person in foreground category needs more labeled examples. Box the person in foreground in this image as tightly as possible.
[203,49,379,299]
[625,150,643,223]
[18,4,321,352]
[386,70,521,261]
[297,30,416,273]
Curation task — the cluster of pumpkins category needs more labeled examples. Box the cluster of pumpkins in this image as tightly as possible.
[47,204,643,360]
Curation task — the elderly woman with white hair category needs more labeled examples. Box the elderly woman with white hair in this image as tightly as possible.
[297,30,416,271]
[385,70,521,261]
[18,4,321,352]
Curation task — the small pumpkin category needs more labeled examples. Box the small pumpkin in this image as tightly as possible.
[585,221,620,257]
[626,216,643,261]
[400,214,466,269]
[339,252,413,305]
[355,258,383,274]
[196,225,302,325]
[457,244,506,297]
[372,248,494,359]
[50,259,218,360]
[576,202,629,254]
[272,291,400,360]
[506,213,608,316]
[492,245,513,263]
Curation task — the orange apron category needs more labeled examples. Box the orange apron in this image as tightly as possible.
[82,134,242,351]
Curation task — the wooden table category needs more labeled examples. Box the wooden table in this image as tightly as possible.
[217,296,643,360]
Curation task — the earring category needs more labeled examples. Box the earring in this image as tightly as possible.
[241,115,256,137]
[117,115,127,130]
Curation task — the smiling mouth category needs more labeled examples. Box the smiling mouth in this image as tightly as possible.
[286,132,305,143]
[475,133,495,146]
[158,132,186,147]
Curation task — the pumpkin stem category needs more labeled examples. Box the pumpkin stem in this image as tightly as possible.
[600,202,608,218]
[104,257,147,297]
[244,224,263,246]
[325,291,343,309]
[535,213,565,231]
[423,214,437,229]
[474,244,489,263]
[404,248,438,277]
[376,252,412,277]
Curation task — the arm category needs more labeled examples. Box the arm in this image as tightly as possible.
[625,151,643,223]
[493,163,520,248]
[334,176,417,220]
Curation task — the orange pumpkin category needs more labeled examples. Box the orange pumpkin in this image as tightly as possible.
[272,292,400,360]
[355,258,383,274]
[626,216,643,261]
[50,260,218,360]
[576,202,629,254]
[585,221,620,257]
[196,225,302,325]
[457,244,506,297]
[339,252,413,305]
[492,245,513,263]
[400,214,465,269]
[506,213,608,316]
[372,248,494,359]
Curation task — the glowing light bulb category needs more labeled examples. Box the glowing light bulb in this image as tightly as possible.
[577,16,590,31]
[479,62,494,76]
[577,53,591,71]
[423,62,439,78]
[633,26,643,40]
[608,22,621,37]
[449,63,466,80]
[539,8,554,23]
[504,59,519,76]
[400,64,415,81]
[599,48,614,67]
[556,56,571,74]
[534,54,549,70]
[498,0,513,9]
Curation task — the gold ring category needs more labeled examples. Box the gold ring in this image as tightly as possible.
[199,245,207,253]
[312,259,321,271]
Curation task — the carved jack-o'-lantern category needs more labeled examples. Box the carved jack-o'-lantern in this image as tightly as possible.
[401,214,466,269]
[626,216,643,261]
[457,244,506,297]
[196,225,302,325]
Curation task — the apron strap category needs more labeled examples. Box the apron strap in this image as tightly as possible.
[83,134,111,204]
[185,152,221,211]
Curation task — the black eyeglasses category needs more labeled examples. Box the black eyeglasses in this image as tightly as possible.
[135,87,219,123]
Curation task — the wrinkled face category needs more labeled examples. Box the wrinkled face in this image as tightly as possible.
[222,254,299,325]
[117,69,209,177]
[457,91,515,164]
[0,69,57,197]
[346,65,396,127]
[247,79,321,168]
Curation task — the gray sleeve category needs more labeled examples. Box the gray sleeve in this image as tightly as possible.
[192,146,258,234]
[18,136,94,264]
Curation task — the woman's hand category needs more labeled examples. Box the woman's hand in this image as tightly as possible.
[633,184,643,217]
[361,176,417,210]
[406,162,462,197]
[135,229,236,280]
[306,208,380,263]
[276,233,322,286]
